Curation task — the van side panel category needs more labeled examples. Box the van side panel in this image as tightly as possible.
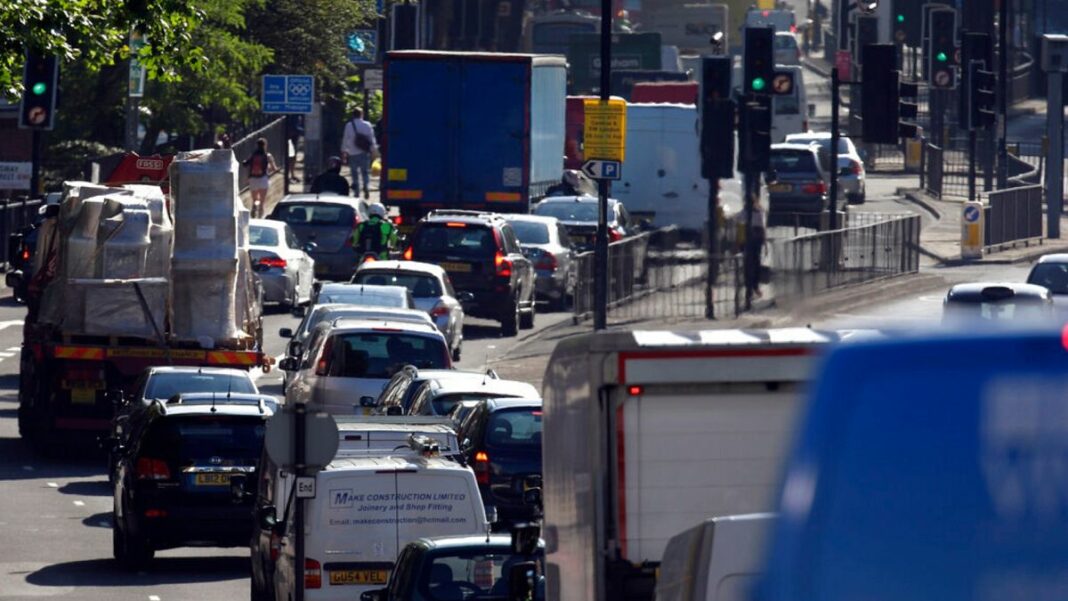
[616,390,799,565]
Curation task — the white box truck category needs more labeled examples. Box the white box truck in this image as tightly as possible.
[541,328,869,601]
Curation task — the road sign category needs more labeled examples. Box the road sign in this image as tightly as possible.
[934,70,952,87]
[346,29,378,64]
[264,407,339,470]
[583,98,627,162]
[262,74,315,114]
[296,476,316,499]
[363,68,383,91]
[582,159,622,180]
[771,71,794,95]
[128,32,147,98]
[963,205,980,223]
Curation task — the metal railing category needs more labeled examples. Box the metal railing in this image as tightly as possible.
[924,143,943,198]
[572,228,746,323]
[984,184,1043,249]
[0,197,44,269]
[769,213,921,304]
[230,117,287,193]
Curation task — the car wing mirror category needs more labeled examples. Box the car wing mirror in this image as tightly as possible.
[360,590,387,601]
[279,327,294,338]
[764,170,778,185]
[385,405,403,416]
[457,291,475,303]
[257,504,277,530]
[303,241,318,253]
[360,396,376,408]
[230,474,250,503]
[278,357,299,372]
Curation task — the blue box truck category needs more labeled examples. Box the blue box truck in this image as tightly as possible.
[381,51,567,229]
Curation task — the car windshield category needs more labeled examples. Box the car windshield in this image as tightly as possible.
[274,203,355,226]
[770,150,819,174]
[413,223,496,257]
[533,202,598,222]
[324,332,447,378]
[485,408,542,449]
[1027,263,1068,294]
[416,550,543,600]
[317,291,408,307]
[249,225,279,247]
[789,137,852,154]
[144,372,256,401]
[775,35,797,49]
[144,416,265,465]
[432,393,514,417]
[353,271,443,298]
[507,220,551,245]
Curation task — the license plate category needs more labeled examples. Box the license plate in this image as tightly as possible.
[329,569,389,585]
[769,183,793,193]
[194,473,232,486]
[439,261,472,273]
[315,263,328,275]
[570,235,589,246]
[70,387,96,405]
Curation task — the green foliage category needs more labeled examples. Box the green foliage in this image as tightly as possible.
[0,0,206,98]
[343,73,383,122]
[41,139,124,190]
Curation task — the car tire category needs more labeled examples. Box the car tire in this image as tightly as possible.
[452,343,462,362]
[848,192,866,205]
[251,577,271,601]
[519,301,535,330]
[500,299,519,337]
[114,517,154,570]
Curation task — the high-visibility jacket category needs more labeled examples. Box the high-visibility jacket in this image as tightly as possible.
[352,216,397,259]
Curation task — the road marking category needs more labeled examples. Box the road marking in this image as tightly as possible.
[47,482,57,488]
[6,346,20,352]
[149,595,161,601]
[73,500,85,507]
[0,320,23,331]
[0,352,16,359]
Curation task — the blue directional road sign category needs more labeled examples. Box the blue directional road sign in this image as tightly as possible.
[963,205,981,223]
[582,159,622,180]
[346,30,378,64]
[262,74,315,114]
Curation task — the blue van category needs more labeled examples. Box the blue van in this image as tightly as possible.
[760,330,1068,601]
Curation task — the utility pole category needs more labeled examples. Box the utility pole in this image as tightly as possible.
[997,0,1009,188]
[829,65,841,230]
[593,0,611,330]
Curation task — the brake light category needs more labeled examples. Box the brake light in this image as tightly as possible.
[144,508,168,518]
[790,24,797,33]
[258,256,287,269]
[473,450,491,485]
[430,303,450,318]
[446,222,467,228]
[392,215,403,226]
[494,252,512,278]
[609,228,624,242]
[534,252,557,271]
[851,160,863,175]
[21,245,30,261]
[403,246,413,260]
[270,532,281,562]
[802,182,828,195]
[315,337,333,376]
[305,558,322,589]
[136,457,171,480]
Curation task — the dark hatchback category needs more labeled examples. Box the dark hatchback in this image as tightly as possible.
[361,535,545,601]
[456,398,543,528]
[111,396,274,569]
[766,143,829,228]
[268,194,368,281]
[531,195,630,251]
[405,210,535,336]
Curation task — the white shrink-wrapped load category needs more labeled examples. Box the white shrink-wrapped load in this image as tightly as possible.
[75,278,169,339]
[96,195,152,280]
[171,260,240,345]
[124,184,173,278]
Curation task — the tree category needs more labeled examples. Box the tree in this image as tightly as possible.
[0,0,207,98]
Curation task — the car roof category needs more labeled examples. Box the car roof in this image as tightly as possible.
[325,454,467,472]
[537,195,617,205]
[484,397,544,410]
[771,143,820,153]
[318,283,409,296]
[320,318,443,335]
[504,214,560,225]
[355,260,445,277]
[414,534,544,551]
[335,417,456,434]
[277,193,363,207]
[313,305,432,324]
[156,402,275,418]
[1035,254,1068,264]
[429,378,540,398]
[146,366,253,377]
[250,218,285,230]
[945,282,1052,301]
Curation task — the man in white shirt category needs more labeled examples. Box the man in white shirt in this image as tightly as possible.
[340,108,378,199]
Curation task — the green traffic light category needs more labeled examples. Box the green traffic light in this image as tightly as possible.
[31,82,46,95]
[936,52,948,62]
[896,13,904,23]
[751,77,766,91]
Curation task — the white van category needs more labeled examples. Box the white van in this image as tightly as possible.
[771,65,807,143]
[271,455,489,600]
[655,513,775,601]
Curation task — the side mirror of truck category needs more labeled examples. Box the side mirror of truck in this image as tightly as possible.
[279,327,294,338]
[257,504,277,531]
[507,561,538,600]
[278,357,298,372]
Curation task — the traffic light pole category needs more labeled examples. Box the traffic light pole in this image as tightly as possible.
[829,66,841,231]
[593,0,611,330]
[996,0,1009,189]
[705,178,718,319]
[29,130,41,196]
[1046,71,1063,239]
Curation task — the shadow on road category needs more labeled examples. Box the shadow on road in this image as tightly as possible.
[82,512,113,529]
[58,479,110,497]
[0,437,106,481]
[26,556,248,587]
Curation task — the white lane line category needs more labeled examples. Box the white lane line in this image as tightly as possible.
[0,320,23,331]
[0,352,16,359]
[47,482,58,488]
[149,595,161,601]
[6,346,20,352]
[73,500,85,507]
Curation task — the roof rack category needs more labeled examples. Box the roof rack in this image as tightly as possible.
[334,415,454,426]
[426,209,501,219]
[163,392,272,414]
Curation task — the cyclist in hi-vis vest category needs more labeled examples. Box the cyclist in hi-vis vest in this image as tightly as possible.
[352,203,397,261]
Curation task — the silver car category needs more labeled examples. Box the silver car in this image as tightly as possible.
[505,214,576,311]
[351,260,467,361]
[774,32,801,66]
[784,132,867,204]
[249,219,315,309]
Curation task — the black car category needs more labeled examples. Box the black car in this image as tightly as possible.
[374,366,499,416]
[531,195,631,251]
[405,210,536,336]
[110,395,274,569]
[361,535,545,601]
[456,398,543,528]
[766,143,831,228]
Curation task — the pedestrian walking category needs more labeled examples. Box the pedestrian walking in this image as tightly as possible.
[744,193,768,301]
[340,108,378,199]
[310,156,351,196]
[243,137,278,218]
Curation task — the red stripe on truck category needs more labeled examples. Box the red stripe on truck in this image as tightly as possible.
[616,347,813,383]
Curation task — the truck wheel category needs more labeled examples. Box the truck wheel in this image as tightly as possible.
[500,299,519,337]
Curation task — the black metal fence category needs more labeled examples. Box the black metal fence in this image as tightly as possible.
[230,117,287,193]
[769,213,921,303]
[572,229,746,323]
[984,184,1043,249]
[0,197,44,269]
[924,143,943,198]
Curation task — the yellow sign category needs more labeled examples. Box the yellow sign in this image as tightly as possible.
[756,0,775,8]
[583,98,627,162]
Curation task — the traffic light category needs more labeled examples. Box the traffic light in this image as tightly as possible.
[19,52,58,130]
[892,0,922,47]
[861,44,899,144]
[968,61,996,129]
[899,79,919,138]
[700,56,735,179]
[854,15,879,64]
[959,32,992,122]
[738,97,771,173]
[743,27,773,94]
[928,8,957,89]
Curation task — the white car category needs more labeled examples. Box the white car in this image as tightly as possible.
[249,218,315,309]
[784,132,867,204]
[283,318,451,415]
[774,31,801,65]
[1026,254,1068,312]
[310,282,414,309]
[352,260,468,361]
[407,377,541,417]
